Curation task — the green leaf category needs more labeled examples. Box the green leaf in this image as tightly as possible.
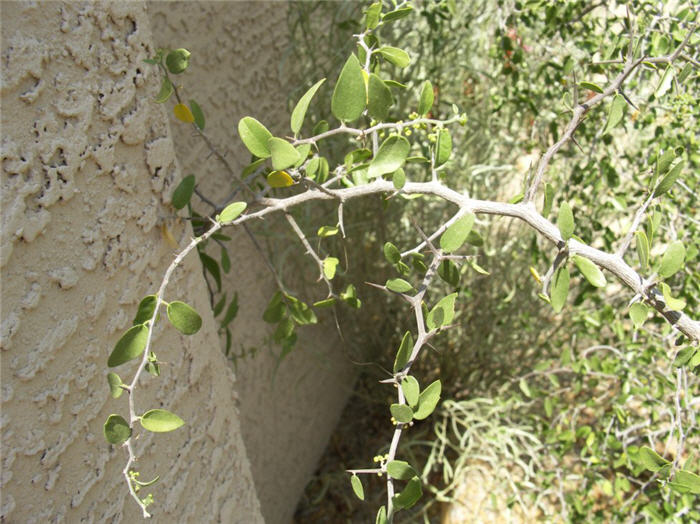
[221,294,238,328]
[390,403,413,423]
[368,135,410,178]
[543,183,554,217]
[268,137,301,171]
[669,470,700,495]
[386,278,413,293]
[426,293,457,331]
[103,414,131,445]
[383,242,401,264]
[238,117,273,158]
[107,373,124,399]
[140,409,185,432]
[108,324,149,367]
[172,174,195,210]
[401,376,420,408]
[133,295,157,325]
[654,160,684,197]
[658,240,685,279]
[637,446,670,473]
[313,298,336,308]
[341,284,361,309]
[440,213,475,253]
[165,48,190,74]
[413,380,441,420]
[365,2,382,29]
[382,6,413,22]
[519,378,532,398]
[438,259,460,287]
[387,460,417,481]
[418,80,434,116]
[656,149,676,178]
[291,78,326,135]
[435,128,452,167]
[218,201,247,224]
[189,100,205,130]
[199,251,221,291]
[673,347,697,368]
[312,120,329,136]
[167,301,202,335]
[629,302,649,329]
[241,157,267,178]
[392,167,406,189]
[317,225,339,237]
[579,81,604,93]
[655,65,674,97]
[367,74,393,121]
[263,292,285,323]
[323,257,339,280]
[465,230,483,247]
[331,54,366,122]
[636,230,650,271]
[287,296,317,325]
[376,505,387,524]
[572,255,606,288]
[220,246,231,274]
[154,76,174,103]
[394,332,413,373]
[603,93,626,134]
[350,474,364,500]
[392,476,422,509]
[557,202,574,241]
[378,46,410,68]
[659,282,686,311]
[213,294,227,317]
[550,266,570,313]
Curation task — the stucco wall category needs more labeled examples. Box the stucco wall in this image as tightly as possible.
[1,1,356,523]
[147,3,357,523]
[0,2,262,522]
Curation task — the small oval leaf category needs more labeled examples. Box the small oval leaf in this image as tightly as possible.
[368,73,394,121]
[173,103,195,123]
[172,174,195,210]
[189,99,205,130]
[108,324,149,367]
[218,201,247,223]
[167,301,202,335]
[418,80,434,116]
[386,460,418,481]
[383,242,401,264]
[658,240,685,279]
[378,46,410,68]
[107,373,124,399]
[140,409,185,433]
[268,137,301,171]
[603,93,626,134]
[104,414,131,445]
[629,302,649,329]
[133,295,158,325]
[435,128,452,167]
[238,117,273,158]
[165,48,190,74]
[393,331,413,373]
[401,376,420,408]
[557,202,574,241]
[368,135,410,178]
[392,476,422,509]
[350,474,365,500]
[572,255,606,288]
[291,78,326,135]
[440,213,475,253]
[390,403,414,423]
[550,266,570,313]
[654,160,684,197]
[267,170,295,188]
[386,278,413,293]
[331,54,366,122]
[413,379,441,420]
[154,77,174,103]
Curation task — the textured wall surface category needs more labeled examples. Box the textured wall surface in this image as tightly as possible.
[0,2,262,522]
[147,3,357,523]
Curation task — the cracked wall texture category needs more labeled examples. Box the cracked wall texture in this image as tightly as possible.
[0,2,264,522]
[147,2,357,523]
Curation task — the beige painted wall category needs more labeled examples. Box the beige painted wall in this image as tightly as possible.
[1,1,354,522]
[147,3,357,523]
